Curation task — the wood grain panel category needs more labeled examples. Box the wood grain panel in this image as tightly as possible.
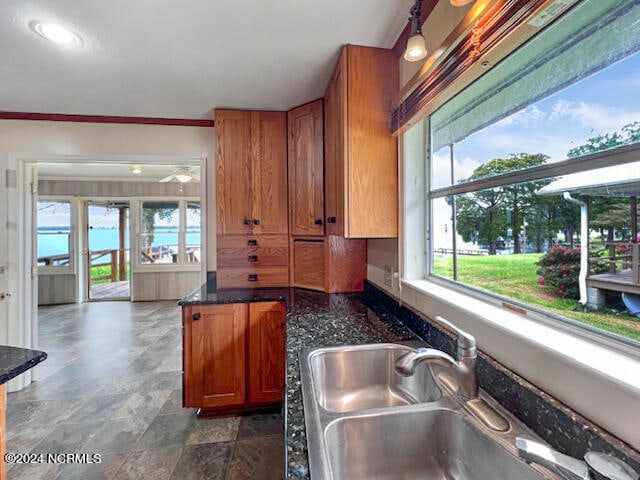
[250,111,288,235]
[217,247,288,267]
[248,302,286,404]
[347,45,398,238]
[217,266,289,289]
[324,49,347,237]
[325,235,367,293]
[216,109,252,235]
[288,100,325,236]
[183,304,247,408]
[0,111,214,127]
[217,234,288,249]
[293,240,325,291]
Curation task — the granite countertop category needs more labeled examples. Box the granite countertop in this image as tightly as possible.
[0,345,47,385]
[178,283,290,305]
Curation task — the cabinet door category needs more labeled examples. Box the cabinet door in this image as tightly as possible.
[324,51,347,237]
[216,110,252,235]
[183,304,247,408]
[248,301,286,404]
[250,112,288,235]
[288,100,324,236]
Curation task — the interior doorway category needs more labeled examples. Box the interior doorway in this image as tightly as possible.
[86,201,130,300]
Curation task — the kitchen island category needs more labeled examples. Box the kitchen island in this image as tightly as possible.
[0,345,47,480]
[179,282,417,479]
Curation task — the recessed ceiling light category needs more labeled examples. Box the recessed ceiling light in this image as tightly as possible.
[30,21,83,46]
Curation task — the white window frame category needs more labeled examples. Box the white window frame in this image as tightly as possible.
[132,197,202,273]
[36,196,76,275]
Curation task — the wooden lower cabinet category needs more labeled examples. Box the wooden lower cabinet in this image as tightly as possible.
[248,302,286,404]
[182,301,285,413]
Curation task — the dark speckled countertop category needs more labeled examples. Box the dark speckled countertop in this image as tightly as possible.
[178,284,290,306]
[179,284,418,479]
[0,345,47,385]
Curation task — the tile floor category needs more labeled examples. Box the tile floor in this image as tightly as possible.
[6,301,285,480]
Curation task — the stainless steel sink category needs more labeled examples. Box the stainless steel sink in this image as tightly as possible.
[308,343,441,413]
[300,344,561,480]
[325,408,548,480]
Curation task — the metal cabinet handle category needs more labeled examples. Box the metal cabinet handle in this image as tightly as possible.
[327,217,336,224]
[247,274,258,282]
[192,313,201,321]
[248,255,258,263]
[314,219,323,225]
[247,239,258,246]
[253,219,260,225]
[244,219,252,225]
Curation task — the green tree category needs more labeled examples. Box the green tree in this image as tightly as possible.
[455,153,550,254]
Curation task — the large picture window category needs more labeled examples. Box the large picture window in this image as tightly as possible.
[427,0,640,344]
[138,200,201,266]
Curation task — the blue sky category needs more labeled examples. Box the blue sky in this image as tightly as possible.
[433,50,640,186]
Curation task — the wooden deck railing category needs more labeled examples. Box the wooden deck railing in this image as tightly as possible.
[90,249,128,284]
[589,241,640,286]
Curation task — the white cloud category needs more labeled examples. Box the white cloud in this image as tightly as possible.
[496,105,546,127]
[548,99,640,134]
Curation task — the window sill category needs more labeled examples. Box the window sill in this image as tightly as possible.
[402,278,640,392]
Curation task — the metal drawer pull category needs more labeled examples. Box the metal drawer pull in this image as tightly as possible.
[248,239,258,246]
[314,219,323,225]
[327,216,336,224]
[192,313,201,321]
[247,274,258,282]
[244,219,252,225]
[248,255,258,263]
[253,219,260,225]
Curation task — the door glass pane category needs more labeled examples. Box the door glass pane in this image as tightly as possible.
[140,201,179,264]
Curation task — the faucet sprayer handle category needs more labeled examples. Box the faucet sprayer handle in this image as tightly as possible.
[433,316,476,356]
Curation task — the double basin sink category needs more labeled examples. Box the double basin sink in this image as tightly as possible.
[300,343,562,480]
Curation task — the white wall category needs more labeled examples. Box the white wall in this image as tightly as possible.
[0,119,216,269]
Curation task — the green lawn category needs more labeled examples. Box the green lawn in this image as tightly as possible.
[90,264,130,285]
[433,254,640,341]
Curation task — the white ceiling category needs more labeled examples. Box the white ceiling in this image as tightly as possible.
[37,163,200,183]
[0,0,412,119]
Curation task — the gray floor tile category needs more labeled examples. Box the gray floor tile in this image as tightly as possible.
[187,417,241,445]
[114,447,182,480]
[171,442,233,480]
[135,410,197,450]
[237,411,284,439]
[81,416,153,454]
[158,389,184,415]
[226,435,285,480]
[32,421,102,454]
[52,452,129,480]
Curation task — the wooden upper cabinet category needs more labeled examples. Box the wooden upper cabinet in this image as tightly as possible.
[324,45,399,238]
[183,304,247,408]
[288,100,325,236]
[216,110,252,235]
[248,301,286,404]
[215,109,288,236]
[324,53,347,237]
[250,111,288,235]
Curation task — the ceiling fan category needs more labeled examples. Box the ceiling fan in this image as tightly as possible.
[158,167,200,183]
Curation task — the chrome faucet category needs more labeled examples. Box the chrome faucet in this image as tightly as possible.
[395,315,478,401]
[516,437,639,480]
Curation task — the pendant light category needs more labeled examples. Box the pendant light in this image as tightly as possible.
[404,0,428,62]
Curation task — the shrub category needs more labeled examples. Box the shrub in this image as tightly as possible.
[536,247,582,299]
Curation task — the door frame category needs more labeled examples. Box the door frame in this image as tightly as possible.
[7,152,207,391]
[83,198,132,302]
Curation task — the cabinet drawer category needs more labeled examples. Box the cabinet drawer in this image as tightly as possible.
[217,266,289,288]
[218,247,288,267]
[218,235,288,249]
